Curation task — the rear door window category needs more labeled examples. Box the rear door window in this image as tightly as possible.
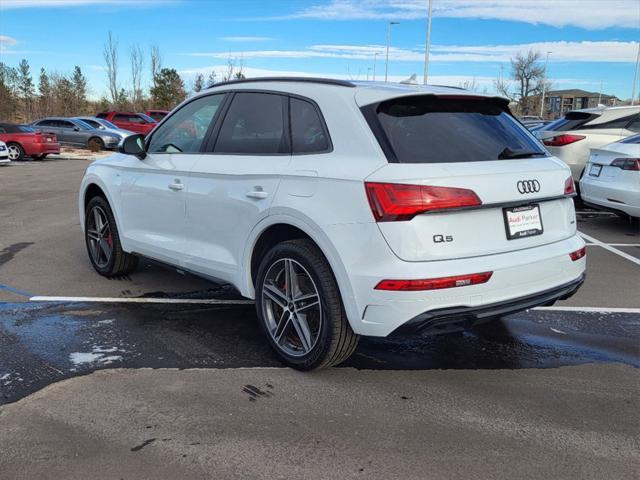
[214,92,288,155]
[365,96,546,163]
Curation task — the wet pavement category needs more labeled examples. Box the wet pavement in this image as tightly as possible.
[1,299,638,405]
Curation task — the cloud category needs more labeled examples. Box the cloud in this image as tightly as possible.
[0,0,178,9]
[178,64,598,92]
[220,36,273,42]
[186,41,639,64]
[272,0,640,30]
[0,35,18,48]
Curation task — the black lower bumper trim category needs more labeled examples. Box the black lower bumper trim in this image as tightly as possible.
[390,273,585,337]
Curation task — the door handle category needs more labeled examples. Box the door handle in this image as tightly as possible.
[246,188,268,199]
[168,181,184,191]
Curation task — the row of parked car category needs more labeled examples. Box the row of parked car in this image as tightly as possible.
[0,110,169,161]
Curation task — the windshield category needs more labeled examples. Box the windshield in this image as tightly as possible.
[366,96,547,163]
[74,119,94,130]
[138,113,157,123]
[97,119,119,129]
[80,118,103,129]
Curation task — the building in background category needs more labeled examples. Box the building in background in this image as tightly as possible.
[540,89,620,119]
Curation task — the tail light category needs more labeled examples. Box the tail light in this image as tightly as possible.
[365,182,481,222]
[569,247,586,261]
[611,158,640,171]
[564,176,576,195]
[375,272,493,291]
[543,134,585,147]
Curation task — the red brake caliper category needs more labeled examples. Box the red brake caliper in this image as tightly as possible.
[106,233,113,248]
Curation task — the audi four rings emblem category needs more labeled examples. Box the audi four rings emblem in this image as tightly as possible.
[517,180,540,194]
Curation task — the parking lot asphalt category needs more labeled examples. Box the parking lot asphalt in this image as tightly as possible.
[1,157,639,479]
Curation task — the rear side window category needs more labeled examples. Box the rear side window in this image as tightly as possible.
[580,114,637,130]
[290,98,329,154]
[552,111,600,131]
[96,113,108,119]
[214,93,288,154]
[365,96,546,163]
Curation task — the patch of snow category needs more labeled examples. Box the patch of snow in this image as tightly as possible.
[550,327,567,335]
[69,345,125,366]
[0,373,10,381]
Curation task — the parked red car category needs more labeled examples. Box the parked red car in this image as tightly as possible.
[0,123,60,161]
[96,111,157,135]
[145,109,169,122]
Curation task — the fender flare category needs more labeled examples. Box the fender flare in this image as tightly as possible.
[240,211,360,327]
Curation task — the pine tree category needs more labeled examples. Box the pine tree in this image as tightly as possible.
[0,63,18,121]
[16,59,35,121]
[38,68,51,117]
[206,70,217,88]
[72,66,88,113]
[193,73,204,93]
[150,68,186,109]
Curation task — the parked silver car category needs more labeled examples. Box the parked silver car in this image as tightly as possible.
[31,117,122,151]
[73,116,134,140]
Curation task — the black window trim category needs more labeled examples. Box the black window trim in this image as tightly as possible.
[143,88,334,157]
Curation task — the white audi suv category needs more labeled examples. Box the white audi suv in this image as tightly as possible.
[79,78,586,370]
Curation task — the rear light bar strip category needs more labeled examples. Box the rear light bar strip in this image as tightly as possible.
[611,158,640,171]
[375,272,493,291]
[543,134,586,147]
[569,247,586,261]
[365,182,481,222]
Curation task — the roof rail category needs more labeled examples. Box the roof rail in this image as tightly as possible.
[207,77,356,89]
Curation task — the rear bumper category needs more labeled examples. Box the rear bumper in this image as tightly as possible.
[580,179,640,218]
[26,142,61,155]
[391,273,584,336]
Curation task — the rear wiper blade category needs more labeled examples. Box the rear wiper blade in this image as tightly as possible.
[498,148,547,159]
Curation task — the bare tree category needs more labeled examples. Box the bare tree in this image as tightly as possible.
[130,44,144,110]
[494,64,512,99]
[222,55,245,81]
[192,73,204,93]
[103,31,119,105]
[511,50,546,114]
[150,44,162,89]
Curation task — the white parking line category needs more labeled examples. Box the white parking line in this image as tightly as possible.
[534,306,640,314]
[579,231,640,267]
[29,296,254,305]
[586,243,640,247]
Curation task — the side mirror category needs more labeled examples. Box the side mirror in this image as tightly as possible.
[73,126,80,131]
[119,134,147,159]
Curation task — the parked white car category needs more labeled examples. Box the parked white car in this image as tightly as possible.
[0,140,9,164]
[79,78,586,370]
[535,106,640,182]
[580,134,640,218]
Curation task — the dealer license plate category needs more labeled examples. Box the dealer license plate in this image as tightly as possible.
[503,204,543,240]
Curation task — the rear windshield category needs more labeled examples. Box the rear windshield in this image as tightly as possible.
[542,111,600,132]
[365,96,546,163]
[620,133,640,144]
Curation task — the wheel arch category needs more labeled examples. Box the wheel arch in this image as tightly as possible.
[79,175,123,238]
[242,213,359,328]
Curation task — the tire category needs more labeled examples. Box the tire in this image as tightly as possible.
[88,137,105,152]
[7,143,24,161]
[84,196,138,277]
[255,239,359,371]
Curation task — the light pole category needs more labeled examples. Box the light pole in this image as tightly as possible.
[423,0,433,85]
[632,42,640,106]
[385,21,400,82]
[373,52,379,81]
[539,51,551,118]
[366,67,373,81]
